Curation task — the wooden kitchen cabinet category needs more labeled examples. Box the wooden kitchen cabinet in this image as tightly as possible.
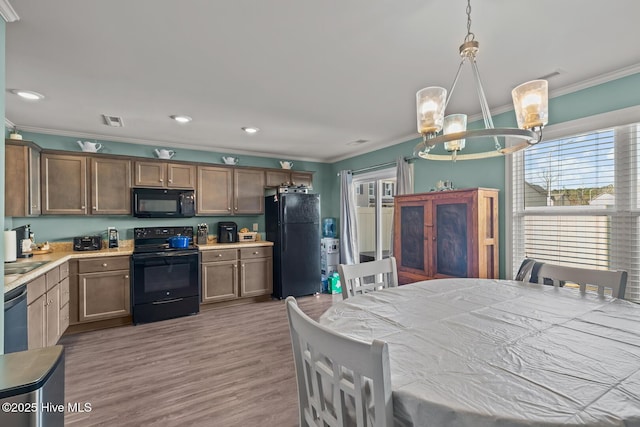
[394,188,499,284]
[265,169,314,188]
[197,165,233,215]
[41,153,88,214]
[239,247,273,297]
[91,157,132,214]
[201,249,238,303]
[265,170,291,187]
[5,139,41,216]
[134,160,195,188]
[73,256,131,323]
[234,168,265,214]
[291,171,313,188]
[200,246,273,305]
[26,262,70,349]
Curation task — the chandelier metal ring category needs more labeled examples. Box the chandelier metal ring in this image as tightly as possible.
[414,128,540,161]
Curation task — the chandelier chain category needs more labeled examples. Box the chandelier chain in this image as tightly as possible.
[464,0,475,42]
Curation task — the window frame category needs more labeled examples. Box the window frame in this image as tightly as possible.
[506,105,640,296]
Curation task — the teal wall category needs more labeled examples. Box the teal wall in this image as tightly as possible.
[10,131,333,242]
[329,72,640,279]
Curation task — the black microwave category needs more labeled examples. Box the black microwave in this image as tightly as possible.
[132,188,195,218]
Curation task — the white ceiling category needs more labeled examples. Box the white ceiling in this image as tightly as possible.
[5,0,640,163]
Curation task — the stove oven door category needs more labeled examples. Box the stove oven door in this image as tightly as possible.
[131,251,200,305]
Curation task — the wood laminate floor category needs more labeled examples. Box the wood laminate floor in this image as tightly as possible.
[59,293,340,427]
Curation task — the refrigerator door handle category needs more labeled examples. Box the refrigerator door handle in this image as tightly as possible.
[282,227,286,253]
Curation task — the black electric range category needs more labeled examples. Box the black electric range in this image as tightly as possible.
[130,226,200,324]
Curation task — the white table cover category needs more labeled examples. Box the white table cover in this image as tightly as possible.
[319,279,640,426]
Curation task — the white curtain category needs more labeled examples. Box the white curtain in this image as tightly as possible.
[339,170,359,265]
[389,156,413,256]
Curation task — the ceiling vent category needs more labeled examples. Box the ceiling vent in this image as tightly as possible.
[102,114,124,127]
[347,139,369,146]
[537,69,563,80]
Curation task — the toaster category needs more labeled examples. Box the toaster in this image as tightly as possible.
[73,235,102,251]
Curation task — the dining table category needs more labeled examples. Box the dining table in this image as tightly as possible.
[318,278,640,427]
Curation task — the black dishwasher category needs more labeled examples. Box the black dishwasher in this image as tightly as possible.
[4,284,28,353]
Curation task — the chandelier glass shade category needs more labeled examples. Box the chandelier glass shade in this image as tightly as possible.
[414,0,549,161]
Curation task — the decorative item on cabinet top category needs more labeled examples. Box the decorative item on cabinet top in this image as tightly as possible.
[222,156,239,165]
[279,161,293,169]
[155,148,175,159]
[77,140,103,152]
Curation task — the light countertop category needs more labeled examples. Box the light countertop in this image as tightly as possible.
[4,241,273,294]
[4,247,133,294]
[196,241,273,250]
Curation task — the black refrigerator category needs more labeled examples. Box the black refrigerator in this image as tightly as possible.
[266,192,321,299]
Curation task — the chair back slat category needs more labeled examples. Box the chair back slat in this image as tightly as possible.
[286,297,394,427]
[339,257,398,299]
[516,259,628,299]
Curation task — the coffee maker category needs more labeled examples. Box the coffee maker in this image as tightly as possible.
[13,224,33,258]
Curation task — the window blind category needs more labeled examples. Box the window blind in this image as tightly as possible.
[512,123,640,302]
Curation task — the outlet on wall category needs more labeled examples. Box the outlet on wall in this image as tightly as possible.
[252,223,259,232]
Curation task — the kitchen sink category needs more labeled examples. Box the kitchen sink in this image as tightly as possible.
[4,260,50,275]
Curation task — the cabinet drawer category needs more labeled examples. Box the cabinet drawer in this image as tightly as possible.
[240,246,272,260]
[59,262,70,280]
[78,256,130,273]
[201,249,237,263]
[27,275,47,304]
[46,267,60,291]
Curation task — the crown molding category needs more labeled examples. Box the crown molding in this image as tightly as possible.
[0,0,19,22]
[12,124,327,163]
[469,62,640,122]
[5,117,15,129]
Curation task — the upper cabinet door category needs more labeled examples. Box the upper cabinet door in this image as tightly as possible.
[197,166,233,215]
[91,157,132,215]
[234,169,265,214]
[134,161,166,187]
[291,171,313,188]
[167,163,196,188]
[42,153,88,215]
[5,141,41,216]
[265,170,291,187]
[29,149,41,215]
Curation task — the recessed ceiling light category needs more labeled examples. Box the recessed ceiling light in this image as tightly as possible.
[170,115,192,123]
[11,89,45,100]
[242,127,260,134]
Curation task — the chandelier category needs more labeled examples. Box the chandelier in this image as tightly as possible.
[414,0,549,161]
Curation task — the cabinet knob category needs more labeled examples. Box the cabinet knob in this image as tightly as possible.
[32,205,37,208]
[81,205,86,209]
[93,206,97,210]
[253,251,259,255]
[125,275,129,279]
[227,207,231,211]
[217,254,222,257]
[235,207,238,211]
[169,179,173,183]
[102,263,108,267]
[160,179,164,182]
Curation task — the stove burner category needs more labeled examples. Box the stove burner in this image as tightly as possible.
[133,226,196,254]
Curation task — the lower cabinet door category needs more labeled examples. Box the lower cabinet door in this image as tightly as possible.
[78,270,131,322]
[27,294,47,349]
[46,284,61,347]
[240,257,273,297]
[202,261,238,303]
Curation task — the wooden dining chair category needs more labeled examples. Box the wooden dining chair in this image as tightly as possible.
[285,297,393,427]
[518,259,628,299]
[338,257,398,299]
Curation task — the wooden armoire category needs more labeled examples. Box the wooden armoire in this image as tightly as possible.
[393,188,499,284]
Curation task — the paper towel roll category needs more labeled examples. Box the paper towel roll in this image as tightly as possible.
[4,230,17,262]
